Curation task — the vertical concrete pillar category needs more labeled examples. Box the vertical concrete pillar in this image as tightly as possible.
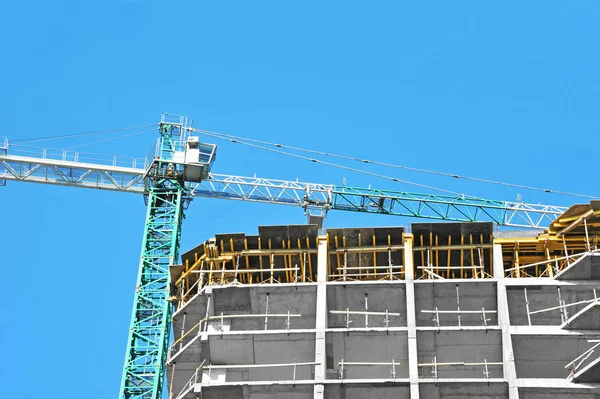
[314,235,328,399]
[403,233,420,399]
[494,244,519,399]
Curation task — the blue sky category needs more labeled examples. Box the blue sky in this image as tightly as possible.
[1,1,599,397]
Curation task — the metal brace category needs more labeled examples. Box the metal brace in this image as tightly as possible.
[481,307,491,332]
[483,358,490,386]
[285,310,292,331]
[345,308,353,329]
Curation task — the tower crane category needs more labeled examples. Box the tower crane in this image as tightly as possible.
[0,114,569,399]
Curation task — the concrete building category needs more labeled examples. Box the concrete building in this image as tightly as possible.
[166,202,600,399]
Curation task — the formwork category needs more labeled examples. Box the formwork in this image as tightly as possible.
[167,201,600,399]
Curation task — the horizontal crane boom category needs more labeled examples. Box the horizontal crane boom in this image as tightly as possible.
[0,137,568,228]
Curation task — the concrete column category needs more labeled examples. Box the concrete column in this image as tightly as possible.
[314,235,328,399]
[494,244,519,399]
[403,233,420,399]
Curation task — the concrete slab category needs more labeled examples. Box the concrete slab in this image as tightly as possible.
[505,279,600,287]
[555,254,600,280]
[510,326,600,336]
[420,381,507,399]
[516,377,600,388]
[518,377,600,397]
[520,389,600,399]
[325,384,410,399]
[562,301,600,330]
[197,385,314,399]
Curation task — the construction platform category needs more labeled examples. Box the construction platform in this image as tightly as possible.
[167,202,600,399]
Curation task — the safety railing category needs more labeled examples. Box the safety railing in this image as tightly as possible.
[522,286,600,326]
[186,361,320,391]
[168,317,207,363]
[161,113,192,130]
[172,360,205,399]
[338,360,402,380]
[566,340,600,380]
[5,142,148,169]
[420,357,503,380]
[0,137,7,154]
[330,309,401,329]
[421,285,497,328]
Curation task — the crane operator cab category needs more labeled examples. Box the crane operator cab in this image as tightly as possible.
[173,136,217,182]
[146,131,217,184]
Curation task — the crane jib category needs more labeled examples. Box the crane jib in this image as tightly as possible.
[0,144,568,229]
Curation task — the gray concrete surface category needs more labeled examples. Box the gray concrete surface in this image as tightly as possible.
[168,224,600,398]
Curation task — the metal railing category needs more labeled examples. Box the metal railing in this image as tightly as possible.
[202,361,319,385]
[566,340,600,380]
[6,142,148,169]
[420,357,503,380]
[338,360,402,380]
[0,137,7,153]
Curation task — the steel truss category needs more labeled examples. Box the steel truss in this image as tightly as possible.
[191,175,567,228]
[331,186,567,228]
[119,122,187,399]
[0,140,567,228]
[0,141,146,192]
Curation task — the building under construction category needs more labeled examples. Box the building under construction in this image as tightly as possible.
[165,201,600,399]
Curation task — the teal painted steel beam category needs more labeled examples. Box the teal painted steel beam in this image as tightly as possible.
[119,123,187,399]
[332,185,508,221]
[330,185,563,228]
[188,176,567,228]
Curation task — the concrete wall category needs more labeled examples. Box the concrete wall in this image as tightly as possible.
[507,285,600,326]
[414,281,497,327]
[327,331,409,379]
[512,335,591,378]
[327,284,406,328]
[417,330,503,378]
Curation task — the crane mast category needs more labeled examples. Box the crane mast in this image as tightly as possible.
[119,118,186,398]
[0,114,572,399]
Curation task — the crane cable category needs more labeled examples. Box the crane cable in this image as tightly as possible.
[192,128,475,198]
[13,123,158,144]
[193,128,596,200]
[63,128,157,149]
